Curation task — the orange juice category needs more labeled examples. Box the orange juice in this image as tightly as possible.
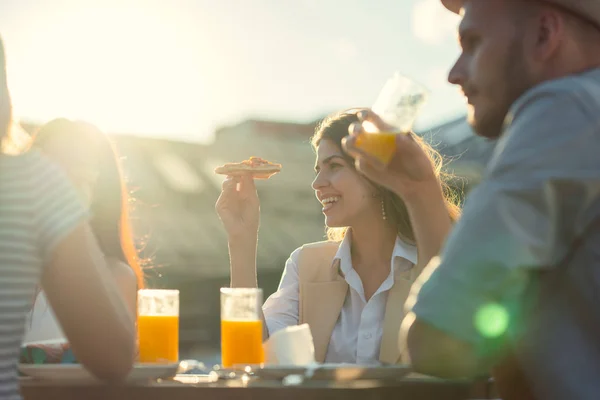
[221,319,264,367]
[355,132,398,164]
[138,315,179,363]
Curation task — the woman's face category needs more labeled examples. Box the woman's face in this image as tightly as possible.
[42,135,99,208]
[312,139,380,228]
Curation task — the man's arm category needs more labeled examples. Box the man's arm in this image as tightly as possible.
[406,314,480,378]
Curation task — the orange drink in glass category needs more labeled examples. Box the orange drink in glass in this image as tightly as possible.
[138,289,179,364]
[356,72,429,164]
[354,132,398,165]
[220,288,264,368]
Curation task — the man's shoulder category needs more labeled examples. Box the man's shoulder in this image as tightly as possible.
[511,68,600,119]
[489,69,600,176]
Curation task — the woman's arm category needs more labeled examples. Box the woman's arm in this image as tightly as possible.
[228,233,259,288]
[32,153,135,381]
[43,223,135,382]
[402,181,453,274]
[216,174,303,341]
[216,174,268,337]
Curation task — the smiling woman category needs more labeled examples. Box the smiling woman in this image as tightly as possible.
[216,108,460,365]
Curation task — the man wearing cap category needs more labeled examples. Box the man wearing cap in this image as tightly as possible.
[345,0,600,399]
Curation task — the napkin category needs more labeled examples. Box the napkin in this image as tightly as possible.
[263,324,316,366]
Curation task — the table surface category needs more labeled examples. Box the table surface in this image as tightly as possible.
[21,373,494,400]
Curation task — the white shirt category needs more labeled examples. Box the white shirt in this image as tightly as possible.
[23,291,67,344]
[263,233,417,365]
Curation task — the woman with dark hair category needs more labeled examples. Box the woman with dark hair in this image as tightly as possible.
[24,118,144,343]
[216,108,460,365]
[0,37,134,397]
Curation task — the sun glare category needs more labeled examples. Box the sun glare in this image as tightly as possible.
[7,2,218,140]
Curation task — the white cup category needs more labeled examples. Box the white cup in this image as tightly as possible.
[263,324,316,366]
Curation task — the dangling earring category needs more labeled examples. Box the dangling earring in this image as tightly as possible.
[381,199,387,220]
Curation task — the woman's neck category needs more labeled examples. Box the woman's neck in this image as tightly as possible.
[349,218,397,274]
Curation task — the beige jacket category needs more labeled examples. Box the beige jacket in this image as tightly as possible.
[297,241,414,364]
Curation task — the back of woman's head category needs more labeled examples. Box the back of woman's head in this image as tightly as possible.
[311,108,461,242]
[31,119,145,289]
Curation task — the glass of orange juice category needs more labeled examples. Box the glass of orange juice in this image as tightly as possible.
[220,288,264,368]
[356,72,429,164]
[138,289,179,364]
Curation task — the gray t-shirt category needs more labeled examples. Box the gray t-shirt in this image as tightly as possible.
[0,151,86,400]
[410,68,600,400]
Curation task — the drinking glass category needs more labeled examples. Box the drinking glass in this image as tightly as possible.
[355,72,430,164]
[138,289,179,364]
[220,288,264,368]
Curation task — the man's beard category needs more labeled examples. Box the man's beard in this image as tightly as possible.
[471,39,533,139]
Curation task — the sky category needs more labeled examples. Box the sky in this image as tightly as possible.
[0,0,465,143]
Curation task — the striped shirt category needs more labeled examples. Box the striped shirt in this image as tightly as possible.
[0,150,86,400]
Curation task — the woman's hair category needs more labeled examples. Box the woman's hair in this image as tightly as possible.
[311,108,461,243]
[30,119,145,289]
[0,38,12,147]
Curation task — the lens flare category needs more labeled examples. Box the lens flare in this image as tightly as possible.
[474,303,509,338]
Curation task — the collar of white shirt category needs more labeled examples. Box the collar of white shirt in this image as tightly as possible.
[332,230,418,283]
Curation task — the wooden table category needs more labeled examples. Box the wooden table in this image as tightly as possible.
[21,374,494,400]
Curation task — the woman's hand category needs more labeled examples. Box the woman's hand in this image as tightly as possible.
[343,109,439,201]
[215,174,260,238]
